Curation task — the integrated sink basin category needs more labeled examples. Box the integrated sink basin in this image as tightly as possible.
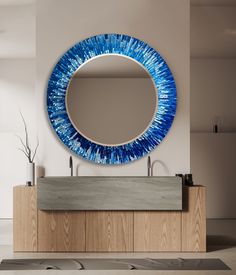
[37,176,182,211]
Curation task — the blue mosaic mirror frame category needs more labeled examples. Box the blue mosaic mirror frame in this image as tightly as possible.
[47,34,177,165]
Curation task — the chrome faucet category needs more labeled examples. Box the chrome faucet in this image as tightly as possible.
[69,156,73,176]
[147,156,151,177]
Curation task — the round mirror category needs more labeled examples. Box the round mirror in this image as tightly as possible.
[47,34,177,164]
[66,54,157,146]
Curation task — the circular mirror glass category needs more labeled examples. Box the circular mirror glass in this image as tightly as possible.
[66,54,157,146]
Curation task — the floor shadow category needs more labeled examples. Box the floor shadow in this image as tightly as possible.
[207,235,236,252]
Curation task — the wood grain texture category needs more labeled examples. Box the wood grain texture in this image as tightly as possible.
[38,210,85,252]
[134,211,181,252]
[13,185,206,253]
[182,186,206,252]
[13,186,37,251]
[37,176,182,210]
[86,211,133,252]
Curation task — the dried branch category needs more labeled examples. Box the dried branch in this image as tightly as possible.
[16,135,29,156]
[20,111,32,159]
[17,112,39,163]
[31,137,39,163]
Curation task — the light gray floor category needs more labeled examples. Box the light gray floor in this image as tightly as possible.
[0,219,236,274]
[0,219,12,246]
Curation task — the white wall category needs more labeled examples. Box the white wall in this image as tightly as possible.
[191,58,236,132]
[0,4,35,58]
[36,0,190,178]
[0,59,35,218]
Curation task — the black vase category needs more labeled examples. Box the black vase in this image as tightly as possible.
[185,174,193,186]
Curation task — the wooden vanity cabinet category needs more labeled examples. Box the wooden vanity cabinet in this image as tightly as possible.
[86,211,133,252]
[134,211,181,251]
[37,210,85,252]
[13,185,206,252]
[13,186,37,251]
[182,186,206,252]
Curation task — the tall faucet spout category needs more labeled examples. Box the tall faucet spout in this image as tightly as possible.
[147,156,151,177]
[69,156,73,176]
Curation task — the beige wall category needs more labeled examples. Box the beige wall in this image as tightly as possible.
[191,58,236,132]
[36,0,190,177]
[190,58,236,218]
[191,133,236,218]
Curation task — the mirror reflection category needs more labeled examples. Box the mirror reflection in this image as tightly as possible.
[66,54,157,146]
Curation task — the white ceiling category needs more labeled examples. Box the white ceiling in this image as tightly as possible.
[0,3,35,58]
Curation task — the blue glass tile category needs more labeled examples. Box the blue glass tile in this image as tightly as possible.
[47,34,177,164]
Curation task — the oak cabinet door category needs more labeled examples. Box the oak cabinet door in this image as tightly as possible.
[86,211,133,252]
[182,186,206,252]
[134,211,181,252]
[38,210,85,252]
[13,186,37,251]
